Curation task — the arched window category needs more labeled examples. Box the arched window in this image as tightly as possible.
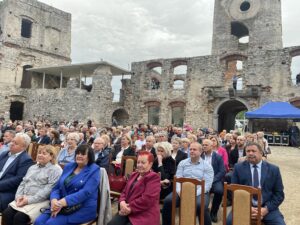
[173,65,187,75]
[147,62,163,75]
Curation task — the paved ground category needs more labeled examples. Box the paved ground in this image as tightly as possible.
[111,146,299,225]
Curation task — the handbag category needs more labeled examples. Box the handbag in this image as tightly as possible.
[59,204,82,215]
[109,174,127,193]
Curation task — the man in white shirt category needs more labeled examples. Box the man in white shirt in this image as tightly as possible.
[162,142,214,225]
[134,132,146,152]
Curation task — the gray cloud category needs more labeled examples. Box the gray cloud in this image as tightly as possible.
[40,0,300,94]
[39,0,299,67]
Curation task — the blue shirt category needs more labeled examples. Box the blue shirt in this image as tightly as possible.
[176,157,214,195]
[0,143,10,156]
[57,148,75,165]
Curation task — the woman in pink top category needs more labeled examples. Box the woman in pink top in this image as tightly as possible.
[209,135,229,172]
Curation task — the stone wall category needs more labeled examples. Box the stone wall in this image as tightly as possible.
[0,0,71,87]
[1,0,300,131]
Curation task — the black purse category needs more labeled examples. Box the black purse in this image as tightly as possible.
[59,204,82,215]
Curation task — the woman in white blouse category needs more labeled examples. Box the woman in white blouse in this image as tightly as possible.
[2,145,62,225]
[113,134,135,164]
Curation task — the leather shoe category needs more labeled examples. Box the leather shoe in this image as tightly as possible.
[210,212,218,223]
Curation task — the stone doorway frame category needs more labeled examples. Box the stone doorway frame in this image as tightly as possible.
[213,97,250,132]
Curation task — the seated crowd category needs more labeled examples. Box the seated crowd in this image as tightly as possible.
[0,119,286,225]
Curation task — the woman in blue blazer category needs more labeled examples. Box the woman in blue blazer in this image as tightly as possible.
[34,144,100,225]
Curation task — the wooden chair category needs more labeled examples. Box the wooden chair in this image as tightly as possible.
[110,156,137,198]
[52,144,62,156]
[171,176,205,225]
[27,142,40,161]
[120,156,137,177]
[223,182,263,225]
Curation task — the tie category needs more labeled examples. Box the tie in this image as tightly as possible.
[253,164,259,200]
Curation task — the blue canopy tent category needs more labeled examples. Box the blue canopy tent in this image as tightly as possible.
[245,102,300,146]
[245,101,300,119]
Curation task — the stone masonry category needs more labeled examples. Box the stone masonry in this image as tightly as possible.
[0,0,300,131]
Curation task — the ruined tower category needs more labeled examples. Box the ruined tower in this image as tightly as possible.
[127,0,300,131]
[212,0,283,55]
[0,0,71,119]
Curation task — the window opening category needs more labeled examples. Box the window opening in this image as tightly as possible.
[173,80,184,89]
[174,65,187,75]
[291,56,300,85]
[148,106,160,125]
[21,19,32,38]
[240,1,251,12]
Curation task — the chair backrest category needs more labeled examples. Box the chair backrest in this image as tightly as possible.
[223,183,262,225]
[52,144,61,157]
[120,156,137,177]
[27,142,40,161]
[172,176,205,225]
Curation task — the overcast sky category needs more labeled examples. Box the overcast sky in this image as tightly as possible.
[38,0,300,97]
[39,0,300,66]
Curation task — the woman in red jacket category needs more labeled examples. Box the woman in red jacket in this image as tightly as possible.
[108,151,161,225]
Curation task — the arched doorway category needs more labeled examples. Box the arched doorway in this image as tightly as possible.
[10,101,24,121]
[112,108,129,126]
[216,99,248,132]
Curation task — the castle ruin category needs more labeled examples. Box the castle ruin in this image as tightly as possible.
[1,0,300,131]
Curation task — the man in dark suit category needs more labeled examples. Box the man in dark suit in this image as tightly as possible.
[229,135,246,168]
[227,142,286,225]
[0,133,34,212]
[93,137,110,172]
[77,132,87,146]
[36,127,51,144]
[202,139,226,223]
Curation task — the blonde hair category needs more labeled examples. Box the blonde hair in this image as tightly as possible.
[156,141,172,157]
[171,137,182,145]
[38,145,58,164]
[122,134,132,146]
[101,134,111,146]
[187,134,197,143]
[181,138,191,144]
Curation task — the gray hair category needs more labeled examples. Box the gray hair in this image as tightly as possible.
[5,130,16,137]
[16,133,31,149]
[67,132,80,142]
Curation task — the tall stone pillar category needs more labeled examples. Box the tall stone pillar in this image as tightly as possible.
[90,66,114,126]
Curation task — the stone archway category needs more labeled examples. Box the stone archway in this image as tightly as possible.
[215,99,248,132]
[112,108,129,126]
